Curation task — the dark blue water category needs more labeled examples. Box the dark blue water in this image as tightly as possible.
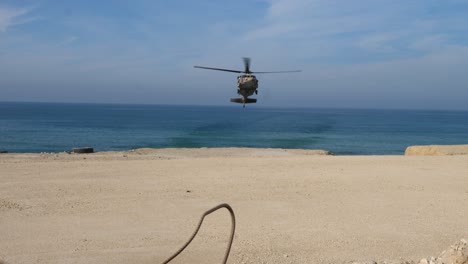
[1,102,467,154]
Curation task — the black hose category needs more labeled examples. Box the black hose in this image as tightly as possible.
[162,203,236,264]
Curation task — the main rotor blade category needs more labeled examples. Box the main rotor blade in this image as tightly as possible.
[251,70,302,74]
[194,66,243,73]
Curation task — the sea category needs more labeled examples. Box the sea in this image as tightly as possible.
[1,102,467,155]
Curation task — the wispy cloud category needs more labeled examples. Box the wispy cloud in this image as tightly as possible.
[357,32,407,53]
[409,34,448,52]
[56,36,78,47]
[239,0,468,60]
[0,6,33,32]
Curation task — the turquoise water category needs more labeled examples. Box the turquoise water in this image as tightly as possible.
[1,102,467,154]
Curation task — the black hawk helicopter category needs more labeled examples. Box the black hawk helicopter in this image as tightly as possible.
[194,58,301,108]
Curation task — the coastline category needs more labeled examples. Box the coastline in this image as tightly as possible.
[1,147,467,263]
[0,147,333,161]
[1,144,468,160]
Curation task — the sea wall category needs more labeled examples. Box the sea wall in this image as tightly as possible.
[405,144,468,156]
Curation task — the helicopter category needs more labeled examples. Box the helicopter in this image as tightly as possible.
[194,58,301,108]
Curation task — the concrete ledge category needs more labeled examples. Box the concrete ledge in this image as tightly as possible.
[405,144,468,156]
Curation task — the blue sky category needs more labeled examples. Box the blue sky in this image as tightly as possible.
[1,0,468,110]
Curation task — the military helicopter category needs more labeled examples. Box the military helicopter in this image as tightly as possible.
[194,58,301,108]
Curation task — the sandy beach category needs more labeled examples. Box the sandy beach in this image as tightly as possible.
[1,148,467,263]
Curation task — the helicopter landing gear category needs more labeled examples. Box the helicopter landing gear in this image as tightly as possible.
[255,90,258,95]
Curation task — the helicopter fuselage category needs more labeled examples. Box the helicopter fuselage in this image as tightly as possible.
[237,74,258,98]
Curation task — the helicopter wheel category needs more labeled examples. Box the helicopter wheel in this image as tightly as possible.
[255,90,258,95]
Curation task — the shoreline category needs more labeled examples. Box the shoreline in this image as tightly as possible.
[0,147,333,161]
[1,144,468,159]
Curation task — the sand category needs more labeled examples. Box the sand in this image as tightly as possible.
[1,148,467,264]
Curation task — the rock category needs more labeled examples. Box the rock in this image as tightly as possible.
[417,239,468,264]
[405,145,468,156]
[352,240,467,264]
[72,147,94,154]
[434,238,468,264]
[419,258,429,264]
